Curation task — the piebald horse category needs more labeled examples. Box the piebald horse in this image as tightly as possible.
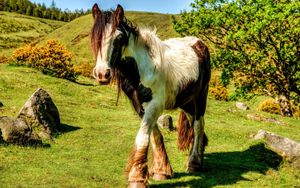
[91,4,211,187]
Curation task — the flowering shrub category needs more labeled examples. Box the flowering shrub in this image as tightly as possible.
[209,75,228,101]
[0,55,9,64]
[258,98,300,118]
[74,61,94,78]
[12,40,78,81]
[258,98,281,115]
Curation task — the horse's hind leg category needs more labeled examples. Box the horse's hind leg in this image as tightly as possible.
[149,124,173,180]
[187,115,206,172]
[187,89,209,172]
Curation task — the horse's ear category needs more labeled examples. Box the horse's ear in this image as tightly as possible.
[92,3,101,19]
[115,4,124,24]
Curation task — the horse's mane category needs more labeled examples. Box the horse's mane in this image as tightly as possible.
[90,10,139,58]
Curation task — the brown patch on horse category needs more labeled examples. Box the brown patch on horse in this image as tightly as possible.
[191,40,210,64]
[149,128,173,179]
[125,145,149,183]
[177,110,208,151]
[177,110,194,151]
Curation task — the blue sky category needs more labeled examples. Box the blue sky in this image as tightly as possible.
[29,0,194,14]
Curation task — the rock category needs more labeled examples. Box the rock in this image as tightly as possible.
[254,130,300,168]
[0,116,42,146]
[236,102,250,110]
[247,114,286,126]
[17,88,60,136]
[157,115,174,131]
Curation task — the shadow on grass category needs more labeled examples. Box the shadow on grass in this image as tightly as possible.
[72,80,95,86]
[151,143,283,188]
[56,123,82,135]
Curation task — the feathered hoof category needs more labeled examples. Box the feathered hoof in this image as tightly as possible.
[152,173,169,181]
[187,164,203,173]
[128,182,147,188]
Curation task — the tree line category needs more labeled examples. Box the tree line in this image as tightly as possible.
[0,0,91,22]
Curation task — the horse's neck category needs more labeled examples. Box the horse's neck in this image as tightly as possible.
[124,29,165,88]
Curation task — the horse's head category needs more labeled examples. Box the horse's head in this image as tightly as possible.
[91,3,129,84]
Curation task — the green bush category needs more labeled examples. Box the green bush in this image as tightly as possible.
[12,40,78,81]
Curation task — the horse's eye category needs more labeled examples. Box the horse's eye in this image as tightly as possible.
[117,34,124,40]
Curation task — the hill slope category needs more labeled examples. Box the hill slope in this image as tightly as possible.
[0,64,299,187]
[41,12,180,63]
[0,11,65,56]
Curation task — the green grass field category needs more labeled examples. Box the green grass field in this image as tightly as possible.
[0,64,299,187]
[0,11,65,57]
[0,10,299,188]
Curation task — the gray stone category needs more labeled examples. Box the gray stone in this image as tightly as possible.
[157,115,174,131]
[236,102,250,110]
[247,114,286,126]
[254,130,300,168]
[0,116,42,146]
[17,88,60,136]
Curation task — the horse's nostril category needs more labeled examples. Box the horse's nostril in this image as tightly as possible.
[104,69,111,79]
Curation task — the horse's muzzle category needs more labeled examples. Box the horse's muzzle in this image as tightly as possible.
[93,68,111,85]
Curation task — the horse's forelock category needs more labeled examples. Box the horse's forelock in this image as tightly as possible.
[91,10,117,58]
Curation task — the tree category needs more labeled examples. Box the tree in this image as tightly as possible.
[50,0,56,8]
[173,0,300,116]
[26,5,33,16]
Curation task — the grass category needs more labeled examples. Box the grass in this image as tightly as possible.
[0,11,65,57]
[0,64,299,187]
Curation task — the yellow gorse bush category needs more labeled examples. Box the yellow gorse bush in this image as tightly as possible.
[258,98,300,118]
[258,98,281,115]
[0,55,9,64]
[74,61,94,78]
[12,40,77,81]
[209,75,228,101]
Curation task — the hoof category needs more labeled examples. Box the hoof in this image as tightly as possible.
[128,182,147,188]
[187,165,203,173]
[152,173,169,181]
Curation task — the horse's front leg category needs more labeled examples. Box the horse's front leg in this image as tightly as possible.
[149,124,173,180]
[126,98,163,187]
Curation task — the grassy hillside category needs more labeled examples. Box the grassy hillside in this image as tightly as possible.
[0,11,65,56]
[41,12,180,64]
[0,64,299,187]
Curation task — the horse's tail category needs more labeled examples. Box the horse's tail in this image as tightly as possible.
[177,110,208,151]
[177,110,194,151]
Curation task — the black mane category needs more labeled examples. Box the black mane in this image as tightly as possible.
[115,57,152,117]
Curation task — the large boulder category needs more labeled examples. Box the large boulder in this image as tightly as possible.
[0,116,41,146]
[17,88,60,137]
[255,130,300,168]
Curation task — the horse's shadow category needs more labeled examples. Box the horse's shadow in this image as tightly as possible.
[151,143,282,187]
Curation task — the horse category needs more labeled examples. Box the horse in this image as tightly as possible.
[91,4,211,187]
